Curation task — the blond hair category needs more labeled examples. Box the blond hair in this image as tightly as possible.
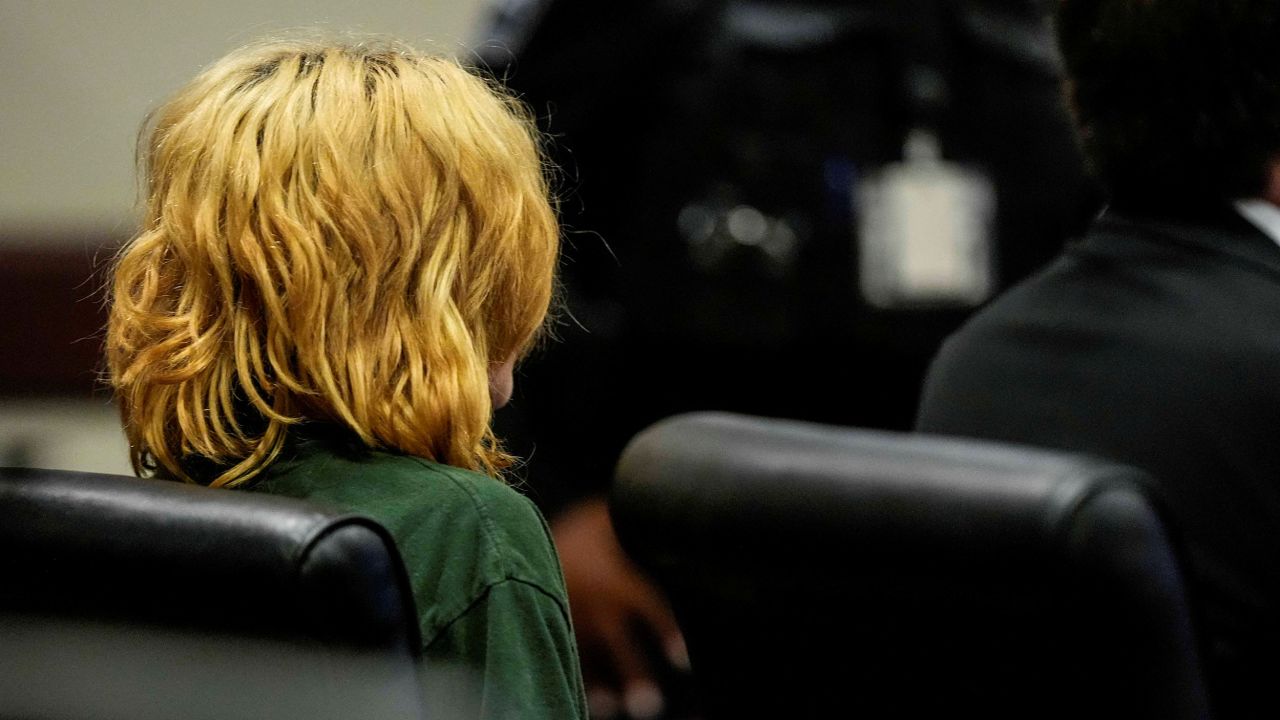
[106,38,558,487]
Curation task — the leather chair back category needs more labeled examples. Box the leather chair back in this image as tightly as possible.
[612,412,1211,719]
[0,466,426,720]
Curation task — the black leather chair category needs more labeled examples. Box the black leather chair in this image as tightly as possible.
[612,412,1212,719]
[0,466,427,720]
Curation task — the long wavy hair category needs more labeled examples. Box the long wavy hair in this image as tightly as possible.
[106,38,559,487]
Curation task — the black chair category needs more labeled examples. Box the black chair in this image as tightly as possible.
[612,412,1212,719]
[0,466,427,720]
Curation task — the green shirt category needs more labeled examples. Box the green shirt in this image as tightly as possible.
[250,430,588,720]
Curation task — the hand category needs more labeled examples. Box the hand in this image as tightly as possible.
[552,497,688,719]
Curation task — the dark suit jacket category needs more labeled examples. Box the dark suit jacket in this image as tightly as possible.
[917,209,1280,719]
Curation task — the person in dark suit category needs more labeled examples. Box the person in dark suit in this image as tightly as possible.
[916,2,1280,717]
[476,2,1095,712]
[477,1,1097,716]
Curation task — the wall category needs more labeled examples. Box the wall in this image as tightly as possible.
[1,0,488,244]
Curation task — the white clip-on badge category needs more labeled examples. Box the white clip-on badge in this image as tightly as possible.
[856,129,996,309]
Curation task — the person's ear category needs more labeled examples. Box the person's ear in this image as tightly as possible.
[1262,156,1280,207]
[489,356,516,409]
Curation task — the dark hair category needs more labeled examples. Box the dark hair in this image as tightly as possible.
[1057,0,1280,213]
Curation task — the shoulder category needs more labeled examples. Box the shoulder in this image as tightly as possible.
[922,214,1280,423]
[925,255,1076,378]
[941,210,1280,357]
[396,455,563,588]
[256,441,569,643]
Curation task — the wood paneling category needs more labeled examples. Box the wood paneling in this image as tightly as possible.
[0,244,116,397]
